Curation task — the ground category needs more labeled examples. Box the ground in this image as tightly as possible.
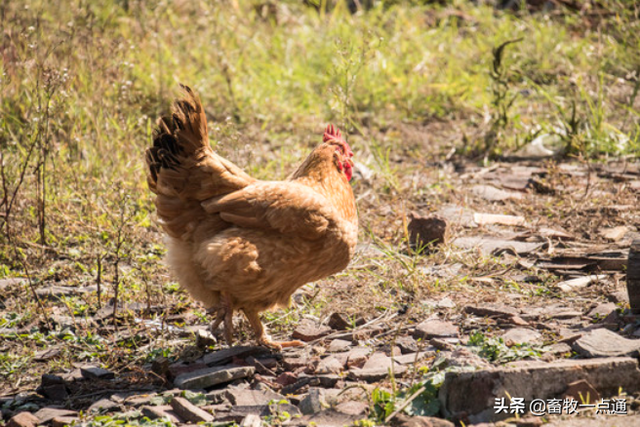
[1,1,640,426]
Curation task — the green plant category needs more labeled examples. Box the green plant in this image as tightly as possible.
[468,331,543,363]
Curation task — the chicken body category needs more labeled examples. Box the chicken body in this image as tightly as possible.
[145,86,358,348]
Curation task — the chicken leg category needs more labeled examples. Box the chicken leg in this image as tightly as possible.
[244,308,304,350]
[208,292,235,345]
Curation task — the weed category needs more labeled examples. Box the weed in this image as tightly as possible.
[467,330,543,363]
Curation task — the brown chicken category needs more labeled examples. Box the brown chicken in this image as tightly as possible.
[145,86,358,349]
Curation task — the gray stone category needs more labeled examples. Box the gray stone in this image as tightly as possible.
[345,346,371,368]
[471,185,523,201]
[216,404,300,423]
[588,303,617,318]
[316,355,344,374]
[548,342,572,355]
[396,336,418,353]
[117,393,157,407]
[557,275,608,292]
[297,409,360,427]
[240,414,262,427]
[292,319,332,342]
[348,365,407,382]
[465,305,519,317]
[174,365,255,389]
[414,319,459,340]
[225,389,285,406]
[541,305,582,319]
[440,357,640,423]
[81,366,115,380]
[170,396,214,423]
[6,412,40,427]
[34,347,62,362]
[500,328,543,345]
[34,408,76,423]
[328,339,351,352]
[362,352,400,371]
[37,374,68,401]
[573,328,640,357]
[393,351,435,365]
[453,236,543,256]
[299,388,325,415]
[141,405,182,423]
[334,401,368,416]
[88,398,119,413]
[203,346,267,366]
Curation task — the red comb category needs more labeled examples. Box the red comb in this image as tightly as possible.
[323,124,353,157]
[323,124,342,143]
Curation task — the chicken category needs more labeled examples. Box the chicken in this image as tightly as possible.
[145,86,358,349]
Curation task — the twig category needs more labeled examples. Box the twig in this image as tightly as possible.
[96,254,102,309]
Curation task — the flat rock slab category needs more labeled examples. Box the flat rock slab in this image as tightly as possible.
[465,305,519,317]
[292,319,332,341]
[174,365,255,389]
[225,389,285,406]
[362,352,397,371]
[34,408,77,423]
[556,275,608,292]
[453,236,543,256]
[439,357,640,423]
[345,347,371,368]
[7,412,40,427]
[88,398,120,413]
[588,303,617,318]
[471,185,523,201]
[414,319,459,339]
[81,366,115,380]
[328,339,351,352]
[348,365,407,382]
[170,396,214,423]
[335,401,369,416]
[216,404,300,423]
[294,409,360,427]
[141,405,182,424]
[316,355,345,374]
[573,328,640,357]
[203,346,268,366]
[500,328,543,345]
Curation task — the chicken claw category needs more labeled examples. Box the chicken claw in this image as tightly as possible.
[207,293,235,345]
[258,336,305,351]
[244,308,305,351]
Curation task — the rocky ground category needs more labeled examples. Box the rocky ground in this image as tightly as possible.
[3,155,640,427]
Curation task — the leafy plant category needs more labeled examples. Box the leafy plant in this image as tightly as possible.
[468,331,543,363]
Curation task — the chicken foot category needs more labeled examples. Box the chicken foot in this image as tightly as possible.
[244,308,304,350]
[207,292,235,345]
